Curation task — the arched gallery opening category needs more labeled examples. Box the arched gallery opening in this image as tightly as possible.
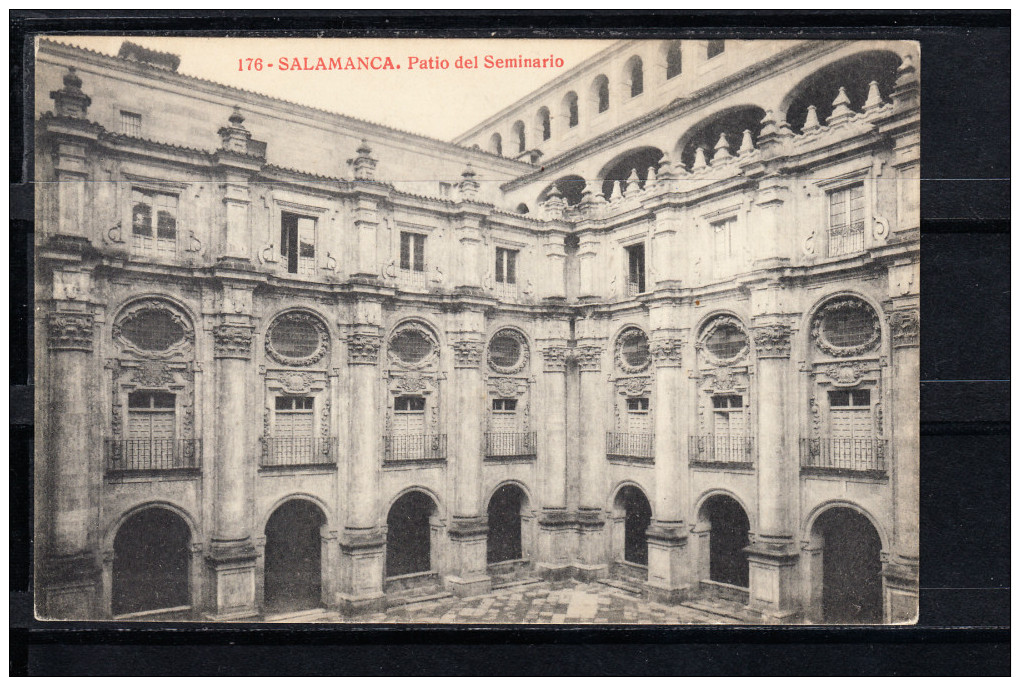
[111,507,191,616]
[386,491,438,578]
[263,499,327,614]
[487,484,528,564]
[613,485,652,566]
[699,494,751,588]
[813,507,883,623]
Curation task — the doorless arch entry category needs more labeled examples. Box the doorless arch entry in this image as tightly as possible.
[810,506,884,623]
[486,483,529,564]
[263,499,327,614]
[386,490,439,578]
[111,507,192,616]
[610,484,653,567]
[696,494,751,588]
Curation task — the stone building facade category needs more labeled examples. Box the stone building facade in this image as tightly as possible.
[34,38,919,623]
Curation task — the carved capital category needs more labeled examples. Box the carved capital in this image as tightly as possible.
[213,323,254,359]
[347,333,382,365]
[452,339,484,368]
[752,324,792,359]
[47,311,94,351]
[649,337,683,367]
[541,343,570,372]
[889,309,919,349]
[575,344,604,372]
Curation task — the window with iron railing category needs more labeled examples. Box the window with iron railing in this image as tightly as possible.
[258,395,336,467]
[828,184,866,257]
[107,391,201,472]
[606,431,654,460]
[399,231,427,287]
[120,110,142,136]
[131,189,178,255]
[802,389,886,475]
[626,243,646,295]
[281,212,316,274]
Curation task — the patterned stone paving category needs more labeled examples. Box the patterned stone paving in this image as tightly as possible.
[274,580,750,624]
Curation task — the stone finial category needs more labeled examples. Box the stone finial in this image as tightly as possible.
[542,185,566,220]
[228,106,245,127]
[352,139,378,181]
[863,80,884,112]
[802,104,821,131]
[656,152,677,182]
[645,165,657,188]
[218,106,252,152]
[610,180,623,201]
[624,168,641,196]
[759,108,778,137]
[827,86,854,124]
[712,133,732,162]
[892,53,920,109]
[457,162,480,200]
[50,66,92,119]
[738,129,756,155]
[692,146,708,170]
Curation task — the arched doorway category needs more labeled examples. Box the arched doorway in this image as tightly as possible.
[814,507,883,623]
[699,494,750,588]
[612,485,652,566]
[264,499,327,614]
[112,507,191,616]
[487,484,528,564]
[386,491,438,578]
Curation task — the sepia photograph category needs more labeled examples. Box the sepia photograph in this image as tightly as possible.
[32,35,920,625]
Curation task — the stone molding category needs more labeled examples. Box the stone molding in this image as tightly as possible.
[752,324,792,359]
[540,344,570,372]
[650,337,684,367]
[347,333,382,365]
[47,311,94,351]
[213,323,255,359]
[810,297,881,357]
[575,344,604,372]
[265,311,330,366]
[452,339,484,368]
[889,309,920,349]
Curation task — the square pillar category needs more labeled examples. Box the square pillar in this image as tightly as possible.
[535,509,575,580]
[745,538,800,622]
[338,528,386,614]
[204,545,258,621]
[645,522,692,604]
[445,517,491,597]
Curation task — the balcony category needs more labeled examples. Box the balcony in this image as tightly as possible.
[397,268,429,290]
[801,438,887,478]
[606,432,654,462]
[484,431,537,460]
[259,437,337,468]
[494,281,519,302]
[383,434,447,465]
[105,438,202,474]
[690,435,754,469]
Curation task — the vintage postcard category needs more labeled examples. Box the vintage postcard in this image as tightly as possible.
[33,36,919,624]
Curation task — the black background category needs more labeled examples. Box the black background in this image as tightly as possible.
[9,10,1010,676]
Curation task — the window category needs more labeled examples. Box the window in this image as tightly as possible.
[120,110,142,135]
[819,299,878,349]
[566,92,579,128]
[597,77,610,113]
[268,313,320,360]
[712,217,735,260]
[828,390,872,439]
[490,133,503,156]
[629,58,644,97]
[438,182,452,198]
[666,42,683,79]
[513,121,526,153]
[620,331,650,369]
[492,398,517,412]
[120,307,186,352]
[400,231,426,272]
[627,397,649,412]
[281,212,316,274]
[539,108,551,141]
[828,184,866,256]
[127,391,175,443]
[491,398,518,433]
[131,189,178,254]
[489,331,523,369]
[626,243,646,294]
[390,327,433,364]
[275,396,314,438]
[495,247,518,284]
[712,395,744,438]
[707,40,726,59]
[393,395,426,435]
[626,397,650,435]
[704,321,747,360]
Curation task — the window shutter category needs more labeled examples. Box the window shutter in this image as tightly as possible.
[413,234,425,272]
[400,233,410,270]
[506,250,516,284]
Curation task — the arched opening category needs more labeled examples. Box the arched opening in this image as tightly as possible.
[783,51,901,134]
[676,105,765,170]
[112,507,191,616]
[813,507,883,623]
[264,499,327,614]
[613,485,652,566]
[512,120,526,154]
[598,146,664,199]
[699,495,750,588]
[537,174,586,206]
[563,91,579,128]
[592,74,610,114]
[386,491,438,578]
[487,484,528,564]
[536,107,551,141]
[665,41,683,80]
[515,203,530,214]
[626,56,644,97]
[489,133,503,156]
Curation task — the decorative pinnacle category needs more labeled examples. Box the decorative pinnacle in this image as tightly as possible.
[692,146,708,170]
[738,129,755,155]
[712,133,732,162]
[803,104,821,131]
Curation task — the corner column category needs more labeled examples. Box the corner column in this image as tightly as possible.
[535,335,573,577]
[575,339,608,580]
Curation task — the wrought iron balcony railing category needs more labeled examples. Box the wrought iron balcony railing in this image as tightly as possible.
[484,431,537,459]
[259,437,337,468]
[606,432,655,460]
[383,434,447,465]
[690,435,755,467]
[800,437,887,474]
[105,438,202,473]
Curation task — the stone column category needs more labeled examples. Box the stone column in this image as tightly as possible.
[541,235,568,301]
[446,333,491,596]
[645,328,692,603]
[206,299,258,620]
[38,301,101,619]
[745,320,800,621]
[884,305,920,623]
[575,340,608,580]
[338,324,386,613]
[535,337,572,577]
[577,233,601,299]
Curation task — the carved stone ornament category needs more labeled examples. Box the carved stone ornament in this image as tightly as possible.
[703,369,742,394]
[395,374,433,393]
[453,339,485,368]
[811,297,881,357]
[487,328,530,375]
[493,377,520,398]
[281,371,313,394]
[824,362,868,386]
[265,311,330,367]
[386,323,439,370]
[649,337,683,367]
[697,315,750,366]
[889,309,920,349]
[575,344,604,372]
[617,376,651,397]
[752,324,793,359]
[213,323,255,359]
[347,333,382,365]
[47,311,94,351]
[135,360,173,387]
[541,343,569,372]
[112,299,194,357]
[615,327,651,373]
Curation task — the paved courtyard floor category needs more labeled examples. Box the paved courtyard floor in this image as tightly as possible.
[268,580,752,624]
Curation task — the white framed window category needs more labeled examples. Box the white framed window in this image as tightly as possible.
[626,397,650,435]
[393,395,426,435]
[712,395,744,439]
[131,188,178,255]
[828,389,872,439]
[495,247,518,285]
[712,216,736,260]
[491,398,519,432]
[120,110,142,135]
[400,231,426,272]
[828,184,866,256]
[281,212,316,275]
[127,391,176,443]
[274,395,314,438]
